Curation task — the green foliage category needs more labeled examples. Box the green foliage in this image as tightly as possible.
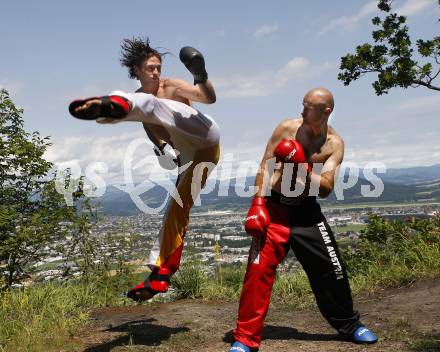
[171,259,208,299]
[338,0,440,94]
[0,282,92,352]
[410,334,440,352]
[343,213,440,291]
[171,214,440,308]
[272,270,314,308]
[202,263,246,300]
[0,267,136,352]
[0,89,82,289]
[0,89,112,289]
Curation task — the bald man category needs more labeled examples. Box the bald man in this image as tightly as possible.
[229,88,377,352]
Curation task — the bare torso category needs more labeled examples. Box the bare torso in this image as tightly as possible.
[136,78,192,146]
[156,78,192,105]
[270,118,343,196]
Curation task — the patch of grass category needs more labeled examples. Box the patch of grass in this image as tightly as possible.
[272,270,314,308]
[0,269,138,352]
[171,260,207,299]
[334,224,366,233]
[166,330,205,351]
[345,215,440,295]
[202,264,246,301]
[410,334,440,352]
[0,282,90,352]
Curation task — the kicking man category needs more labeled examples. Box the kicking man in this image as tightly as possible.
[69,37,220,301]
[229,88,377,351]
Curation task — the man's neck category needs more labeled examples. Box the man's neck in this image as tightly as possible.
[138,81,160,95]
[303,120,328,139]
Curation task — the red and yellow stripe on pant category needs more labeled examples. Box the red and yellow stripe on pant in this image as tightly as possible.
[148,143,220,279]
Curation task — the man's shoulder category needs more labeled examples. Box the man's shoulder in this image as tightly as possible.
[328,126,343,142]
[328,126,344,150]
[159,78,192,105]
[161,77,187,87]
[277,117,302,130]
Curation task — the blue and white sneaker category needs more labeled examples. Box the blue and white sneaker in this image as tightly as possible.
[352,325,378,344]
[229,341,251,352]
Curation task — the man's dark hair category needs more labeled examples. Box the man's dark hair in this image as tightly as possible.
[120,37,165,79]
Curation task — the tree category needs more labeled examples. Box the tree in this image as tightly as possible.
[0,89,79,289]
[338,0,440,95]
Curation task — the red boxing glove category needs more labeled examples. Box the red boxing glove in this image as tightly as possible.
[274,139,311,172]
[274,139,307,163]
[245,197,270,237]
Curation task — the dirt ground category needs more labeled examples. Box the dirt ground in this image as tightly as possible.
[73,278,440,352]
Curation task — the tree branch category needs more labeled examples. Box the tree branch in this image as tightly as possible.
[412,79,440,91]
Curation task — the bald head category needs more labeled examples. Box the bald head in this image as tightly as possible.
[304,87,334,112]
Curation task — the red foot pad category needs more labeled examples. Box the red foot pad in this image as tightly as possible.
[149,267,171,292]
[125,267,171,302]
[68,95,131,120]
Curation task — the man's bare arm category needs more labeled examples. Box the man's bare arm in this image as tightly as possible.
[170,78,216,104]
[254,120,291,197]
[311,139,344,198]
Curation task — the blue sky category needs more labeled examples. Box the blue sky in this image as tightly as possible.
[1,0,439,184]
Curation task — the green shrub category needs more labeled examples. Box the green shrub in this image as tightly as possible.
[0,267,137,352]
[343,213,440,293]
[171,260,207,299]
[0,282,90,352]
[173,215,440,305]
[202,263,246,300]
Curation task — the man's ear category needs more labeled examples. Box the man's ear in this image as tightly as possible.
[324,107,332,117]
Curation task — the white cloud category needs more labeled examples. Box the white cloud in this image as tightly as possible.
[275,57,310,85]
[214,57,332,97]
[389,95,440,112]
[253,24,279,38]
[0,79,23,96]
[344,137,440,168]
[57,80,138,104]
[215,73,272,97]
[318,0,435,35]
[44,130,177,185]
[396,0,433,16]
[45,132,138,164]
[319,1,377,35]
[338,95,440,168]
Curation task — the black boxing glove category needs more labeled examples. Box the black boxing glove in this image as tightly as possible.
[179,46,208,85]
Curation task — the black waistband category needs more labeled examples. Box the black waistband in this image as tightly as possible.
[267,191,317,207]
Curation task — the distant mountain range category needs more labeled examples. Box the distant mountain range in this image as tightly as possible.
[380,164,440,185]
[96,164,440,215]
